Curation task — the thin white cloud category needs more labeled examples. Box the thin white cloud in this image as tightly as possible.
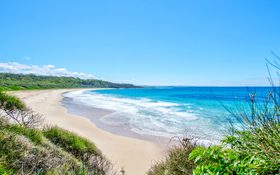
[0,62,95,79]
[22,57,31,60]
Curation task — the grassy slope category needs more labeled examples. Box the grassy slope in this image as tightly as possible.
[0,91,115,175]
[0,120,115,175]
[0,73,138,90]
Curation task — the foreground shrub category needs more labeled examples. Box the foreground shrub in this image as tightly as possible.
[189,88,280,174]
[189,145,256,175]
[223,128,280,174]
[147,138,196,175]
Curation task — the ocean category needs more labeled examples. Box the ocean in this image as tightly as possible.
[64,86,272,144]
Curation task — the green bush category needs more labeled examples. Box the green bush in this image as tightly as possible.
[147,139,196,175]
[189,145,257,175]
[189,90,280,175]
[223,129,280,174]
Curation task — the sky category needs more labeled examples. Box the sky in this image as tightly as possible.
[0,0,280,86]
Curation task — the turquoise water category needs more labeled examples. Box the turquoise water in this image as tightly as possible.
[65,87,272,144]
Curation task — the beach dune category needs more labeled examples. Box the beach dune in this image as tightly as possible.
[12,89,164,175]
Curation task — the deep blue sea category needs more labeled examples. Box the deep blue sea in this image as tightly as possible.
[65,87,272,144]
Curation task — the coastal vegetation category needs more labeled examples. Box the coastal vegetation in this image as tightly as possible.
[1,86,279,175]
[147,138,196,175]
[0,73,138,90]
[0,91,116,175]
[1,75,279,175]
[148,88,280,174]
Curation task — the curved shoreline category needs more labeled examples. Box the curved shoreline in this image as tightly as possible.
[62,93,173,147]
[12,89,165,175]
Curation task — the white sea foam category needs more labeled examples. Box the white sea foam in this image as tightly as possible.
[64,90,223,144]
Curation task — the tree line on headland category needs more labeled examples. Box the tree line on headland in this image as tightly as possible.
[0,73,139,90]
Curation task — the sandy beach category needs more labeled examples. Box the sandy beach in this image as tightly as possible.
[12,89,165,175]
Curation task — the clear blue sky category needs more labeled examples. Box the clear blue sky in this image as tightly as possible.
[1,0,280,86]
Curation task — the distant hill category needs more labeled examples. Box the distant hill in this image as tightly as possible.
[0,73,139,90]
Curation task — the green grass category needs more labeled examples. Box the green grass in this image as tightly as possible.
[0,90,26,110]
[5,124,44,144]
[0,108,44,144]
[0,129,82,175]
[0,119,114,175]
[43,126,100,159]
[0,164,12,175]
